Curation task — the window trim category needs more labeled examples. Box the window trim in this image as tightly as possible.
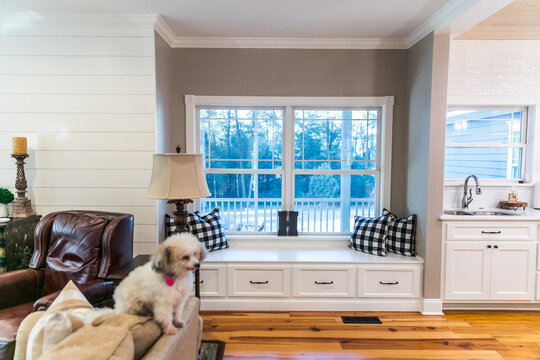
[444,104,531,184]
[185,95,394,234]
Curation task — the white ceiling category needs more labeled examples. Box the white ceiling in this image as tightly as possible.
[1,0,450,39]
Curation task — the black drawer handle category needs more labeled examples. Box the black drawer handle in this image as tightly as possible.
[482,231,501,234]
[314,281,334,285]
[250,280,269,284]
[494,245,499,249]
[193,280,204,284]
[380,281,399,285]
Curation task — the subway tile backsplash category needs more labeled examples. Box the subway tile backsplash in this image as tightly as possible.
[443,185,534,210]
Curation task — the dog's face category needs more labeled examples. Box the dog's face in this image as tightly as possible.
[151,233,207,276]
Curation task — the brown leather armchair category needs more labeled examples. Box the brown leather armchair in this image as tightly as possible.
[0,210,133,360]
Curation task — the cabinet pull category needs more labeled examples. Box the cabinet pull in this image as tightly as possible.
[193,280,204,284]
[250,280,269,284]
[481,230,501,234]
[314,281,334,285]
[380,281,399,285]
[493,245,499,249]
[487,245,492,248]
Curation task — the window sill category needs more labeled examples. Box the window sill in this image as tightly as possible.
[444,180,533,187]
[226,234,351,242]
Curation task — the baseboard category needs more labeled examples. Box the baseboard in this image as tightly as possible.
[444,302,540,311]
[201,299,422,312]
[422,299,444,315]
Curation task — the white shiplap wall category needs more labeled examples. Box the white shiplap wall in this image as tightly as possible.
[0,13,158,255]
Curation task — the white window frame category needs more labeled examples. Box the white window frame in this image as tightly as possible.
[445,95,535,186]
[185,95,394,235]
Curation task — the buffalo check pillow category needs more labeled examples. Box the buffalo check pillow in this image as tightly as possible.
[350,215,391,256]
[383,208,417,256]
[187,208,228,251]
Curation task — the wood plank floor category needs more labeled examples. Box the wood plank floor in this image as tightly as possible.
[201,311,540,359]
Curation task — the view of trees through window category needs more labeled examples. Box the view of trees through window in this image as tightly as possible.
[199,107,380,233]
[445,109,526,180]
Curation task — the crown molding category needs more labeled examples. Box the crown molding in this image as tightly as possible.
[0,12,158,25]
[405,0,481,48]
[155,15,406,49]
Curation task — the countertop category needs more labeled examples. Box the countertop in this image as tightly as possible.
[439,208,540,221]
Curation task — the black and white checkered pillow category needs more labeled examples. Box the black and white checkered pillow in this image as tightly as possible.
[164,214,177,237]
[187,208,228,251]
[383,209,416,256]
[350,215,391,256]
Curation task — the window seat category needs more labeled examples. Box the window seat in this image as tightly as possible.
[205,248,424,264]
[199,242,424,312]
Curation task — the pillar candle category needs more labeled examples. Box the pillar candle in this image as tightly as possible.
[12,137,27,155]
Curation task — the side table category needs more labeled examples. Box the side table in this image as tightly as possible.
[106,254,201,298]
[0,215,41,273]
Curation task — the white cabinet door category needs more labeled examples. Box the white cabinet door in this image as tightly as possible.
[445,242,491,301]
[490,241,536,301]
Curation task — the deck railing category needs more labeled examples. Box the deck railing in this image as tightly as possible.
[200,197,375,233]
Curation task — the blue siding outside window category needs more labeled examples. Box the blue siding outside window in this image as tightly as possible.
[445,109,525,180]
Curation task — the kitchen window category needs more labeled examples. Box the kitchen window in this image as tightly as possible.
[186,96,393,235]
[445,108,528,181]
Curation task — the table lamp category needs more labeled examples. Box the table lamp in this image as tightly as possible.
[146,151,211,233]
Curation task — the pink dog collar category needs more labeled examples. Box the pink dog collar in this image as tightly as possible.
[164,274,175,287]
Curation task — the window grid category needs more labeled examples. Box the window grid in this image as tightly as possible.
[198,105,383,234]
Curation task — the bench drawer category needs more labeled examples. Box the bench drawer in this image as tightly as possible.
[228,264,291,297]
[358,265,421,298]
[446,222,536,241]
[199,264,227,297]
[293,265,355,297]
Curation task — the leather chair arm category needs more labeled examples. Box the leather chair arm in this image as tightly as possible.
[33,280,114,311]
[0,269,43,310]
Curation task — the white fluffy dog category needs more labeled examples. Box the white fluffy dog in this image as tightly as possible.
[113,233,207,334]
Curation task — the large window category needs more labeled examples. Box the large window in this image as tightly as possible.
[188,96,393,234]
[445,108,528,180]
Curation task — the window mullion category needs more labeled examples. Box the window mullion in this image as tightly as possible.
[283,105,294,211]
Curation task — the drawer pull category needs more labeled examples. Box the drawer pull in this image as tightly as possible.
[250,280,269,284]
[487,245,492,248]
[481,230,501,234]
[494,245,499,249]
[379,281,399,285]
[193,280,204,284]
[314,281,334,285]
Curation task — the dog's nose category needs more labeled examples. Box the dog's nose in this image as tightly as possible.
[194,263,200,268]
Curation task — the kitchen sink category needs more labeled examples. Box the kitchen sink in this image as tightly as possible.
[443,210,473,215]
[443,210,521,216]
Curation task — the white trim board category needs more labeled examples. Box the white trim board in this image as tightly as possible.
[155,0,513,49]
[422,299,444,315]
[200,299,422,312]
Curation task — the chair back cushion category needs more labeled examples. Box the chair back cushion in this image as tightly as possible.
[43,213,109,294]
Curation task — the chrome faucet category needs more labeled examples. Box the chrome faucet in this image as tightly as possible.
[462,175,482,209]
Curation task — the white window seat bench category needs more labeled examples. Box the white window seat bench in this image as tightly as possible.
[199,240,424,312]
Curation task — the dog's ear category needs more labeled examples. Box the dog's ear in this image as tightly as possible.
[152,245,173,273]
[151,248,164,273]
[198,242,207,262]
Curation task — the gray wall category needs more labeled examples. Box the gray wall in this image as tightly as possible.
[406,33,434,264]
[161,36,410,214]
[406,32,448,299]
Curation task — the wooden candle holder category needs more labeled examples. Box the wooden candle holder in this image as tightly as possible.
[11,154,35,218]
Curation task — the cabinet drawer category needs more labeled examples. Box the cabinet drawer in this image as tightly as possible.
[358,265,421,298]
[293,265,355,297]
[198,264,227,297]
[446,222,536,241]
[228,265,291,297]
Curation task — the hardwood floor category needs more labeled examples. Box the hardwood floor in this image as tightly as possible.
[201,310,540,359]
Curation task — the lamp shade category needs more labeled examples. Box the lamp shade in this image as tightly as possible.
[146,153,211,200]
